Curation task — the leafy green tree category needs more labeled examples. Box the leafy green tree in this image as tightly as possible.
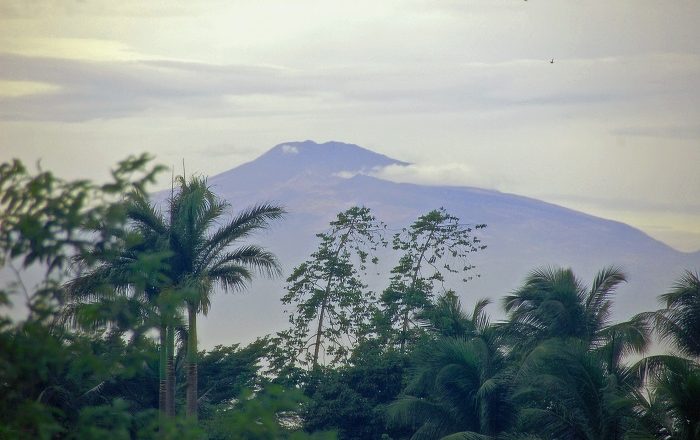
[381,208,486,352]
[197,339,268,416]
[302,345,407,440]
[0,155,189,437]
[0,155,162,278]
[280,206,386,370]
[205,385,337,440]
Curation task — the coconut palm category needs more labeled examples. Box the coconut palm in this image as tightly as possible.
[629,271,700,439]
[416,291,489,339]
[499,266,653,439]
[502,266,649,363]
[628,355,700,440]
[387,297,514,439]
[387,336,513,440]
[653,270,700,359]
[513,338,639,440]
[652,358,700,439]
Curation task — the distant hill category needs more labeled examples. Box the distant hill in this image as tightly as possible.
[197,140,700,347]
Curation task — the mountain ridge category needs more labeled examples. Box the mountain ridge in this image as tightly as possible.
[197,140,698,347]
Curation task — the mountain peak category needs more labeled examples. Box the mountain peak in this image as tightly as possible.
[210,140,407,190]
[262,140,407,171]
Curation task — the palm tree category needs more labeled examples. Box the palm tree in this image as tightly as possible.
[163,176,284,419]
[501,266,652,439]
[514,338,639,440]
[629,355,700,440]
[629,271,700,439]
[67,177,284,420]
[387,298,514,439]
[65,190,181,418]
[652,358,700,439]
[653,270,700,359]
[416,291,487,339]
[502,266,649,362]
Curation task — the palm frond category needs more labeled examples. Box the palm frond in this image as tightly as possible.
[208,245,281,279]
[202,203,285,263]
[656,270,700,357]
[585,265,626,335]
[126,189,167,236]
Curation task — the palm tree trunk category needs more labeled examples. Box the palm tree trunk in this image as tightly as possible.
[186,304,198,419]
[165,324,176,417]
[159,323,167,421]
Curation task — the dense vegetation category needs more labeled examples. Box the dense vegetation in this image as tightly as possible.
[0,157,698,439]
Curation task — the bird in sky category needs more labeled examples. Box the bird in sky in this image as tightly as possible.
[550,58,554,64]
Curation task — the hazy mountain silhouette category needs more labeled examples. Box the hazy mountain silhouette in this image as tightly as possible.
[198,140,699,347]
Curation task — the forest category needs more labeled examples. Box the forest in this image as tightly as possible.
[0,154,698,440]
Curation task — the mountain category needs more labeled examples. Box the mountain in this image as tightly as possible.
[198,140,700,348]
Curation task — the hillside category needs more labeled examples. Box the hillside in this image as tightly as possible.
[198,140,700,347]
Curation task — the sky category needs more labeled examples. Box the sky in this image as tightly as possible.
[1,0,699,252]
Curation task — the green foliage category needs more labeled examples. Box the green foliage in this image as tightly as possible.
[653,270,700,358]
[302,347,407,440]
[205,385,336,440]
[380,208,486,352]
[3,155,700,440]
[279,206,386,369]
[417,292,492,339]
[167,176,284,418]
[0,155,163,275]
[628,356,700,440]
[501,266,650,366]
[66,172,285,419]
[513,339,636,440]
[0,155,167,437]
[197,339,268,411]
[386,300,512,440]
[71,399,204,439]
[0,304,162,438]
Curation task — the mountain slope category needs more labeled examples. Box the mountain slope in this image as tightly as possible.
[200,140,699,347]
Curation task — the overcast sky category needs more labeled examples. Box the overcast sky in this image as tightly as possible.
[1,0,699,252]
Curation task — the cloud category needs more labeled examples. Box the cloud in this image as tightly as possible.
[2,50,699,122]
[368,163,485,187]
[280,144,299,154]
[332,162,497,188]
[0,1,198,18]
[542,192,700,216]
[0,80,61,97]
[0,54,314,121]
[333,171,355,179]
[612,125,700,140]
